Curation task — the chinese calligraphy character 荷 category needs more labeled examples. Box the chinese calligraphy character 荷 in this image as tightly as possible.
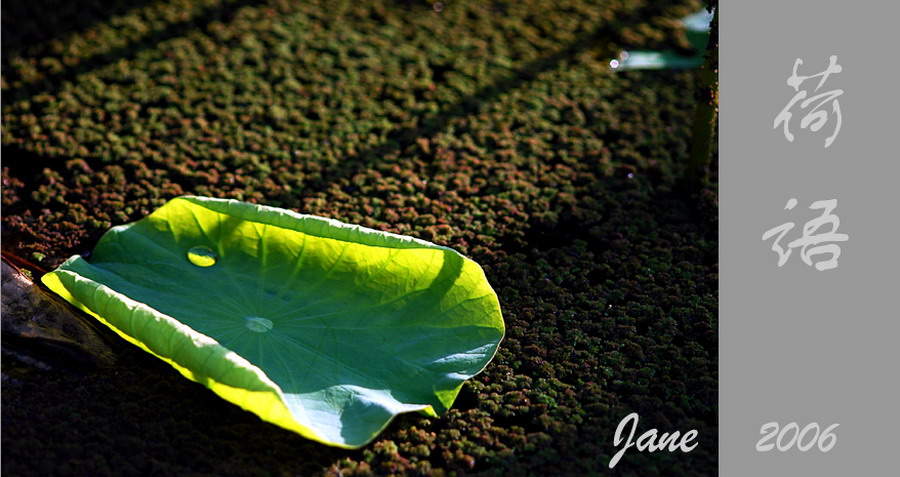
[773,55,843,148]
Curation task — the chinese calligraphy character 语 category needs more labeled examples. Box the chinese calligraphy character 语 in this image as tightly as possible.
[762,198,849,271]
[773,55,843,148]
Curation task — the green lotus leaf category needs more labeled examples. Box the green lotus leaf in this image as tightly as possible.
[41,196,504,448]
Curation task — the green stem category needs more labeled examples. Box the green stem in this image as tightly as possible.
[685,6,718,190]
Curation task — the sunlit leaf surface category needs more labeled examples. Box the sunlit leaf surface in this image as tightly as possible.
[42,196,504,448]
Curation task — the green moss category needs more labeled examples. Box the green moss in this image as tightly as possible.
[3,0,715,475]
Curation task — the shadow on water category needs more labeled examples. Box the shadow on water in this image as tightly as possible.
[2,0,672,260]
[1,0,158,58]
[312,27,621,189]
[0,16,620,201]
[1,0,265,103]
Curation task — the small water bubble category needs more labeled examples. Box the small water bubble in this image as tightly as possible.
[610,59,620,69]
[245,316,274,333]
[187,246,217,267]
[627,173,634,179]
[433,2,443,12]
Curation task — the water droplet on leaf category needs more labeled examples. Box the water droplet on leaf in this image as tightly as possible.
[187,246,217,267]
[245,316,274,333]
